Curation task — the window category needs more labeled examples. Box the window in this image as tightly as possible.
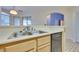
[0,12,10,26]
[23,18,28,26]
[14,17,20,26]
[23,16,32,26]
[28,20,31,25]
[0,12,32,27]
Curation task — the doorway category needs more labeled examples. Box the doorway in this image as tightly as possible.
[47,12,64,26]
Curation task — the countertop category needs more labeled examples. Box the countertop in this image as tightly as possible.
[0,26,64,45]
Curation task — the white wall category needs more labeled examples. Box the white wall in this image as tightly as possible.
[62,7,79,42]
[64,8,74,40]
[71,7,79,42]
[31,8,51,25]
[31,7,74,40]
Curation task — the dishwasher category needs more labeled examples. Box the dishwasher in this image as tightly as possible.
[51,32,62,52]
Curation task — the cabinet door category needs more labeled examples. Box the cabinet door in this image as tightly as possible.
[38,35,50,46]
[38,43,50,52]
[0,49,4,52]
[6,40,36,52]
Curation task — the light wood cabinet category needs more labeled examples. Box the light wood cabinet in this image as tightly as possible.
[0,49,4,52]
[37,36,50,46]
[0,35,51,52]
[38,43,50,52]
[5,40,36,52]
[37,35,51,52]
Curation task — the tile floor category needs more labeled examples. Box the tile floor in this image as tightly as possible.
[64,39,79,52]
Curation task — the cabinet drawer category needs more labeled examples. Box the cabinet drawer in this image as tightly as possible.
[6,40,36,52]
[38,43,50,52]
[38,36,50,46]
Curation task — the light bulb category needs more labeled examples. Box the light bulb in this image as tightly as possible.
[10,10,17,15]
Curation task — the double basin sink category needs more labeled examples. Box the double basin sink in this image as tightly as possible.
[8,30,46,39]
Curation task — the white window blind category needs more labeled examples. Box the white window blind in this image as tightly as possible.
[23,16,32,26]
[0,12,10,26]
[14,17,20,26]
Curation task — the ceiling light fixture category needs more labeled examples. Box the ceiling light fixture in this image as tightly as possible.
[10,6,17,15]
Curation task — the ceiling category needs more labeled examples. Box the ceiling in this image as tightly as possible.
[0,6,74,16]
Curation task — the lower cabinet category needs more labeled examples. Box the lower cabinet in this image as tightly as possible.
[0,35,51,52]
[38,43,50,52]
[37,35,51,52]
[5,40,36,52]
[0,49,4,52]
[37,36,50,46]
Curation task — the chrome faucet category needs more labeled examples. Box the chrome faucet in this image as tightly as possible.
[23,26,35,32]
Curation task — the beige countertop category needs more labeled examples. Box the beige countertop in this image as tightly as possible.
[0,26,64,45]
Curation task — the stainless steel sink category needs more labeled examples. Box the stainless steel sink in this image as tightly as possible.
[38,31,46,33]
[22,30,46,35]
[8,30,46,39]
[22,31,32,35]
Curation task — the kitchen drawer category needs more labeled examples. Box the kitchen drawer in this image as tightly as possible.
[5,40,36,52]
[38,43,50,52]
[37,36,50,46]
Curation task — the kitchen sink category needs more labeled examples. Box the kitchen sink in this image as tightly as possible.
[22,31,46,35]
[8,30,46,39]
